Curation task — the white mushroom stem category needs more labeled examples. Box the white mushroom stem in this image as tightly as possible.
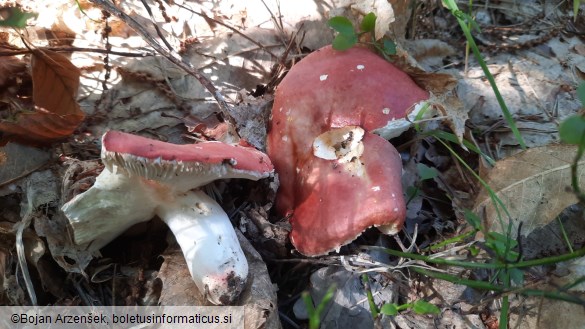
[62,131,274,305]
[157,190,247,305]
[62,169,157,250]
[62,165,249,305]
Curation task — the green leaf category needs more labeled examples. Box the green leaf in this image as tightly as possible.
[486,232,518,257]
[412,300,440,315]
[382,39,396,55]
[406,186,419,200]
[458,11,481,33]
[380,303,399,316]
[559,115,585,145]
[332,33,358,51]
[509,268,524,286]
[417,163,439,180]
[464,209,482,230]
[0,7,38,28]
[361,12,376,32]
[577,81,585,105]
[469,245,480,256]
[327,16,355,36]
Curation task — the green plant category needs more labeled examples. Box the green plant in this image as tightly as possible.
[326,7,585,329]
[559,81,585,204]
[327,13,396,60]
[380,300,440,316]
[0,7,37,28]
[361,274,440,320]
[442,0,526,149]
[301,284,336,329]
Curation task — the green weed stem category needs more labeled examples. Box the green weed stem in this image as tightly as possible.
[365,245,585,270]
[442,0,526,149]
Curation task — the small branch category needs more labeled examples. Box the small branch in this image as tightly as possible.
[88,0,236,127]
[0,47,152,57]
[176,3,279,60]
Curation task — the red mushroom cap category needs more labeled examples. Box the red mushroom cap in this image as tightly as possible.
[102,130,273,192]
[290,132,405,255]
[267,45,428,256]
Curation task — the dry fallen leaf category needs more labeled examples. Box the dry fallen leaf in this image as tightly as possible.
[0,56,26,88]
[0,143,51,187]
[432,90,468,143]
[474,144,585,235]
[0,49,84,145]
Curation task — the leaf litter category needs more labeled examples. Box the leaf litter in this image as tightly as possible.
[0,0,584,328]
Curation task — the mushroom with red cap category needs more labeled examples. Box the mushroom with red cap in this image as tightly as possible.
[267,45,429,256]
[61,130,273,305]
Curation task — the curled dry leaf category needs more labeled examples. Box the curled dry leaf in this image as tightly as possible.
[0,56,26,88]
[473,144,585,236]
[0,49,84,145]
[389,48,467,143]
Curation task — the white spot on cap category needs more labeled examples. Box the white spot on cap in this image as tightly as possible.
[296,167,300,174]
[391,193,396,197]
[320,74,328,81]
[371,186,381,191]
[282,135,288,142]
[357,64,365,70]
[393,208,399,212]
[382,108,390,115]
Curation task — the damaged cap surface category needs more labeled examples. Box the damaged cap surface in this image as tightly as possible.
[267,45,428,255]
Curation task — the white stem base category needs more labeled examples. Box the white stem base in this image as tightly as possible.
[156,190,248,305]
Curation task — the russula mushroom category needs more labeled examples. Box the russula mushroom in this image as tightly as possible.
[61,130,273,305]
[267,45,429,256]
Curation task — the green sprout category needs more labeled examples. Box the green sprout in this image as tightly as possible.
[327,13,396,60]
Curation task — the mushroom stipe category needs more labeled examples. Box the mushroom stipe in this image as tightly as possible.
[62,130,273,305]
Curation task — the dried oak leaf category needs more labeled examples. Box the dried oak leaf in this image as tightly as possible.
[474,144,585,236]
[0,49,84,145]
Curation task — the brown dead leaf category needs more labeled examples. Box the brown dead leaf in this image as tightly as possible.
[473,144,585,235]
[0,56,26,88]
[0,142,51,186]
[390,48,467,142]
[432,90,467,143]
[0,49,84,145]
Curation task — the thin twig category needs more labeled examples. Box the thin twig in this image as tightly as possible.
[88,0,236,129]
[0,47,153,57]
[139,0,174,52]
[175,3,279,60]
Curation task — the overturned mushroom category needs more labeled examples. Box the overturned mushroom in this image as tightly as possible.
[62,131,273,304]
[267,45,429,256]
